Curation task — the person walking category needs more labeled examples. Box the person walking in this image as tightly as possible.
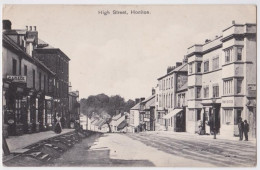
[244,120,249,141]
[54,113,62,134]
[238,117,244,141]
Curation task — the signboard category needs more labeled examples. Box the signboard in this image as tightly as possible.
[7,75,27,83]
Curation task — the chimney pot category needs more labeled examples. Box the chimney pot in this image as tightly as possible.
[26,26,28,30]
[232,20,235,25]
[30,26,32,31]
[34,26,36,31]
[3,20,12,30]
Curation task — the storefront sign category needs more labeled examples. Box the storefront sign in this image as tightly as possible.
[222,100,233,104]
[7,75,27,83]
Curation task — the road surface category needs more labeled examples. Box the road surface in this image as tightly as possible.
[52,131,256,167]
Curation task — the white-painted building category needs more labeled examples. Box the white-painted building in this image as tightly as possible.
[186,21,256,138]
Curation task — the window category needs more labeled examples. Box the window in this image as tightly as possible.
[196,109,201,121]
[213,85,219,98]
[197,62,201,73]
[171,77,173,88]
[204,86,209,98]
[12,59,17,75]
[189,63,193,73]
[236,79,243,94]
[222,109,233,124]
[225,48,233,63]
[234,109,242,125]
[33,69,35,88]
[24,65,27,76]
[44,75,46,92]
[237,47,243,61]
[212,57,219,70]
[39,72,42,90]
[177,94,181,107]
[189,87,194,98]
[204,61,209,72]
[223,79,233,95]
[196,87,201,98]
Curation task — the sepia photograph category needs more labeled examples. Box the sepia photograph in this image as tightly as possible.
[1,3,257,168]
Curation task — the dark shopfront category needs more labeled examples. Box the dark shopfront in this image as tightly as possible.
[3,79,27,136]
[201,102,221,135]
[3,80,48,136]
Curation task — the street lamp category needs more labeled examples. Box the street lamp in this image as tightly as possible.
[211,98,217,139]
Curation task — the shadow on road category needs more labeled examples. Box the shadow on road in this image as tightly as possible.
[50,133,155,167]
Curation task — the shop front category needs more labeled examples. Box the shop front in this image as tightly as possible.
[3,77,27,136]
[201,100,221,136]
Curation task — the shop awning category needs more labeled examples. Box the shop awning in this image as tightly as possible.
[163,109,182,119]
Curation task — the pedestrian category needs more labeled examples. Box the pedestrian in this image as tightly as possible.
[238,117,244,141]
[54,113,62,134]
[244,120,249,141]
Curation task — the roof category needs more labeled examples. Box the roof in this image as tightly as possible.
[157,63,187,80]
[37,38,55,49]
[131,102,140,110]
[3,33,56,76]
[140,95,155,109]
[117,120,127,130]
[3,29,27,35]
[112,114,122,120]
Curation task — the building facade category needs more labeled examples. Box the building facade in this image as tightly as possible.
[33,36,70,128]
[186,21,256,138]
[68,90,80,128]
[2,20,56,136]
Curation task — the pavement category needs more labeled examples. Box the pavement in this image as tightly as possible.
[5,129,75,153]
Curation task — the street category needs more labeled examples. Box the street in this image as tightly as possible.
[51,131,256,167]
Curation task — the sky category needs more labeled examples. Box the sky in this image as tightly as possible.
[3,5,256,100]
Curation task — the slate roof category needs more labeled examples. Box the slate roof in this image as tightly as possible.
[130,102,140,110]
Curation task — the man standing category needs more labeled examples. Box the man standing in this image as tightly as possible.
[244,120,249,141]
[238,117,244,141]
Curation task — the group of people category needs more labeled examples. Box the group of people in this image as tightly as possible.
[238,117,249,141]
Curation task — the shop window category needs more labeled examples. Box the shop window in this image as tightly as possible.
[12,59,17,75]
[237,47,243,61]
[189,87,194,98]
[188,109,194,121]
[204,86,209,98]
[212,57,219,70]
[196,109,201,121]
[196,87,201,99]
[222,109,233,124]
[39,72,42,90]
[15,99,22,123]
[204,61,209,72]
[213,85,219,98]
[234,109,242,125]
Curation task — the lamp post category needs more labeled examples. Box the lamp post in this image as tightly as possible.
[211,98,217,139]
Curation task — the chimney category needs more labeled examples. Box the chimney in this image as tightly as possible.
[26,26,28,30]
[183,55,188,64]
[135,98,140,104]
[152,88,156,95]
[29,26,32,31]
[140,97,145,102]
[176,62,182,67]
[3,20,12,30]
[205,39,210,43]
[34,26,37,31]
[232,20,235,25]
